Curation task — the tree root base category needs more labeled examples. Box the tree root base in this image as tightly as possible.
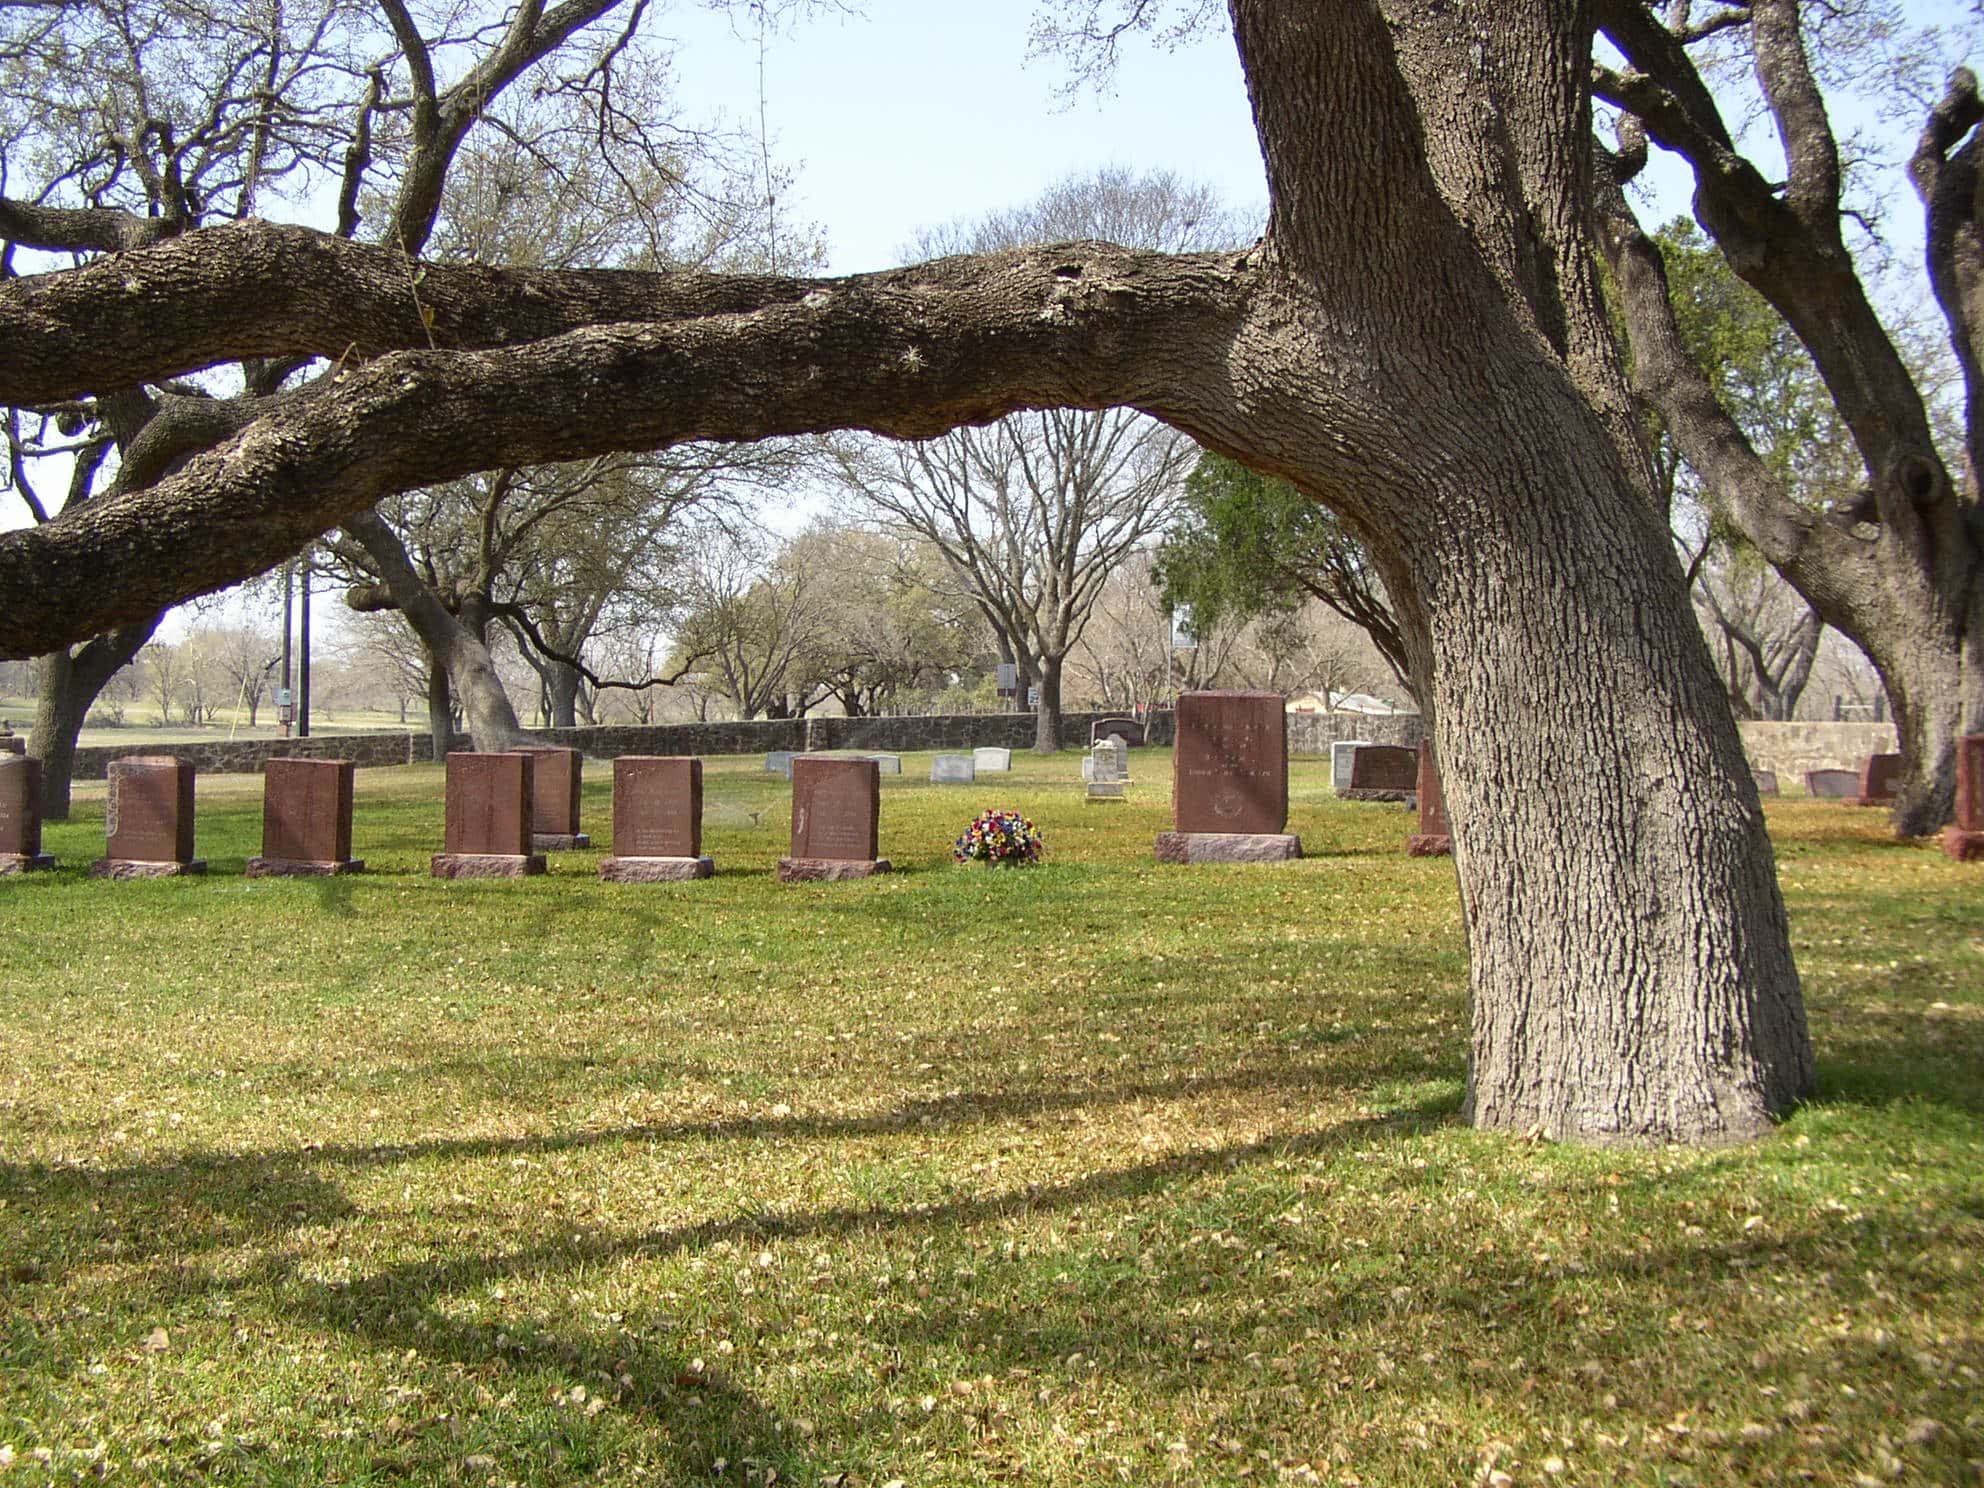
[1406,834,1453,857]
[1943,828,1984,863]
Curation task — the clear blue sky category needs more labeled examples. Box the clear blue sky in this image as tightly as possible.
[660,2,1271,272]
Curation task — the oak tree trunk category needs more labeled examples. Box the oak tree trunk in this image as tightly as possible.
[29,618,158,819]
[425,652,454,762]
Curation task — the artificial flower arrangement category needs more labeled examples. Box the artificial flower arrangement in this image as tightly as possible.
[953,808,1045,867]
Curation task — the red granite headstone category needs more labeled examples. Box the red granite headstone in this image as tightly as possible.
[512,745,588,848]
[600,756,712,881]
[1171,691,1288,835]
[94,755,203,876]
[1854,752,1904,806]
[1945,734,1984,862]
[1341,744,1419,800]
[433,752,545,877]
[0,755,55,872]
[1406,741,1453,857]
[248,758,362,876]
[779,756,888,879]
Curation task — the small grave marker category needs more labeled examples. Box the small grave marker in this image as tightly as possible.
[972,747,1012,773]
[1406,741,1453,857]
[1339,743,1418,801]
[1853,752,1904,807]
[1805,767,1859,799]
[931,754,976,784]
[0,756,55,873]
[1944,734,1983,862]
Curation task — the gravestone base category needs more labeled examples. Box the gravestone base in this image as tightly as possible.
[532,832,592,852]
[430,852,546,879]
[1943,827,1984,863]
[0,852,57,875]
[246,856,365,878]
[776,856,891,882]
[1851,795,1897,809]
[1154,831,1301,864]
[90,858,206,879]
[600,855,715,882]
[1406,832,1454,857]
[1084,784,1127,803]
[1337,787,1415,803]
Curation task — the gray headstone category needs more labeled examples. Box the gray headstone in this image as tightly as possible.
[1089,738,1127,784]
[1805,768,1859,799]
[972,747,1012,773]
[932,753,976,784]
[868,754,903,775]
[1752,769,1779,797]
[765,751,796,779]
[1330,740,1372,790]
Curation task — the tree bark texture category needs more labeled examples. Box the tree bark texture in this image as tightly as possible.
[0,0,1818,1144]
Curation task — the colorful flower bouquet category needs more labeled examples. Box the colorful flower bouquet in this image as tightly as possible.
[953,808,1045,867]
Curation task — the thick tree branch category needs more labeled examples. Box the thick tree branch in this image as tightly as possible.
[0,247,1251,657]
[0,197,183,254]
[0,222,1242,408]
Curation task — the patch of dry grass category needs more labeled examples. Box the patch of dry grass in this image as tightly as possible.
[1,753,1978,1485]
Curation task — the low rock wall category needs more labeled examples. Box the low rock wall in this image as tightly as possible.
[1737,721,1899,783]
[67,707,1435,778]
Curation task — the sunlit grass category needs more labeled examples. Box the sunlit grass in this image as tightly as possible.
[2,752,1978,1485]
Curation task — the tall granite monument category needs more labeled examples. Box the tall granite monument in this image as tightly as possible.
[92,756,205,877]
[1155,691,1301,863]
[600,756,714,881]
[778,756,890,881]
[432,752,547,878]
[247,758,363,876]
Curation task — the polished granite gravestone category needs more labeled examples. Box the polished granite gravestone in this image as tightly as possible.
[1338,743,1419,802]
[1805,768,1859,799]
[600,756,713,881]
[1155,690,1301,863]
[1853,752,1904,808]
[431,752,546,878]
[931,754,976,784]
[778,756,890,880]
[92,756,205,877]
[972,747,1012,773]
[1945,734,1984,863]
[1406,741,1453,857]
[247,758,363,876]
[0,756,55,873]
[512,745,590,849]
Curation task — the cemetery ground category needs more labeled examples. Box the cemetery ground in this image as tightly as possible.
[1,754,1979,1487]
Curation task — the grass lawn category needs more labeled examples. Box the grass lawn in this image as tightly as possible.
[2,751,1979,1486]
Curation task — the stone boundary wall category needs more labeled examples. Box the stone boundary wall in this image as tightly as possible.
[67,707,1433,778]
[1737,721,1899,783]
[1286,712,1425,755]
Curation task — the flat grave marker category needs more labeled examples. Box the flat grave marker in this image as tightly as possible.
[932,754,976,785]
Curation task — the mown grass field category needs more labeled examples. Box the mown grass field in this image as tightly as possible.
[2,751,1979,1486]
